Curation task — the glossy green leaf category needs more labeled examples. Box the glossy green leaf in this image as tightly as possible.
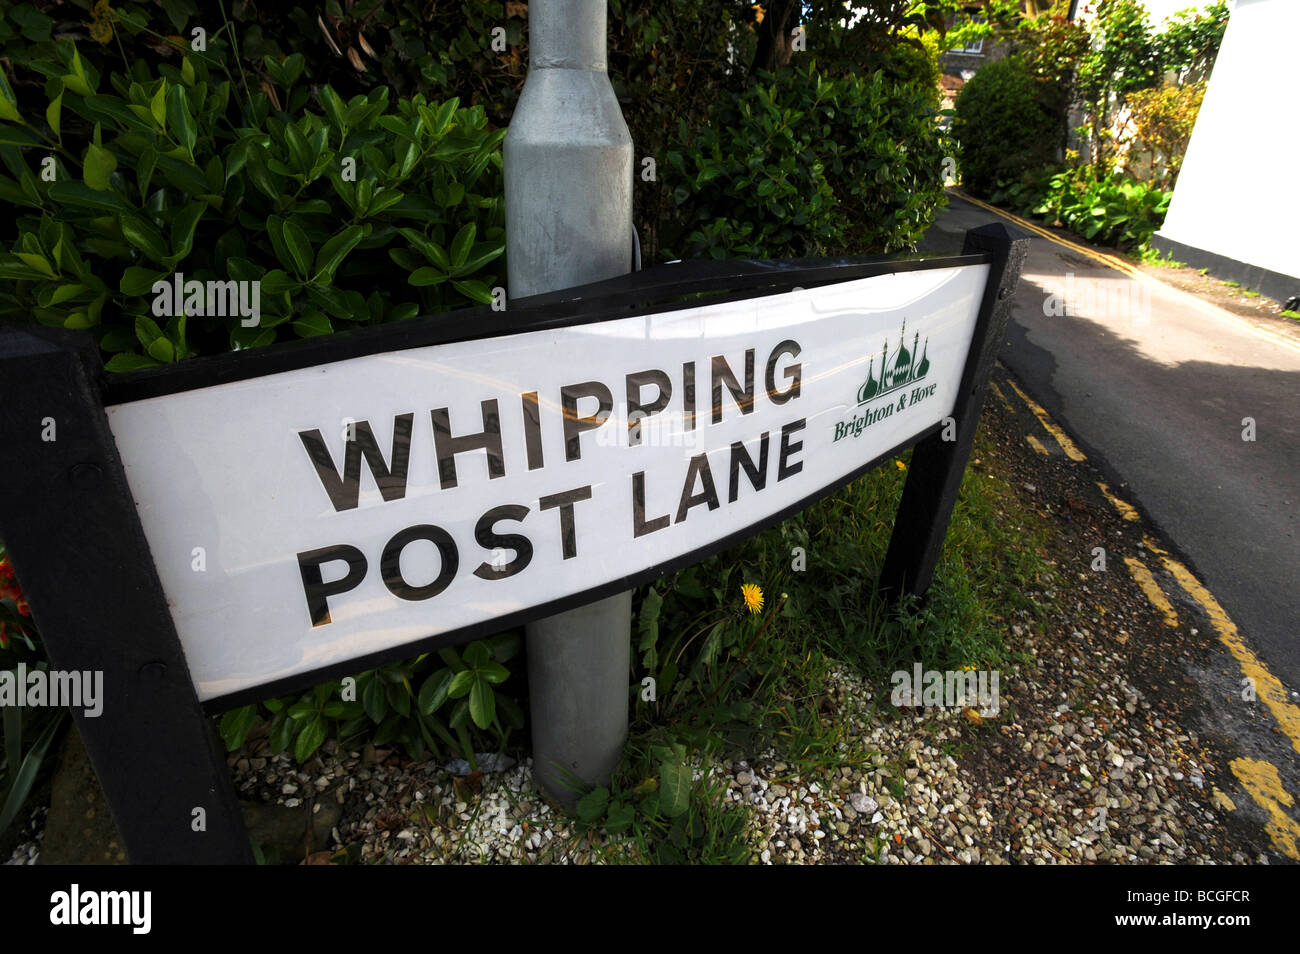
[155,154,208,195]
[281,218,313,277]
[319,86,347,134]
[305,284,352,318]
[294,715,327,761]
[312,225,364,283]
[165,84,195,155]
[447,670,475,698]
[168,200,205,263]
[45,92,62,141]
[454,241,504,276]
[408,266,446,286]
[268,711,295,754]
[260,268,299,295]
[418,669,454,715]
[136,144,157,200]
[49,180,130,212]
[468,677,495,729]
[120,267,170,295]
[362,675,388,723]
[397,227,449,269]
[134,313,164,348]
[120,215,169,263]
[41,283,87,306]
[448,699,470,731]
[366,188,404,216]
[264,215,293,273]
[432,99,460,137]
[0,69,20,122]
[449,222,475,269]
[83,143,117,191]
[219,706,257,751]
[147,336,174,362]
[285,123,312,175]
[14,252,55,278]
[104,353,162,372]
[451,279,493,304]
[150,83,167,129]
[0,125,41,146]
[292,310,333,337]
[477,661,510,685]
[69,47,92,95]
[62,72,92,98]
[462,642,491,668]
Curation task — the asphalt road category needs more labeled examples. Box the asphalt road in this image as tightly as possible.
[919,194,1300,690]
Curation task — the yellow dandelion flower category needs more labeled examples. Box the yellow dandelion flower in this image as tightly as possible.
[90,0,115,44]
[740,582,764,615]
[895,459,906,471]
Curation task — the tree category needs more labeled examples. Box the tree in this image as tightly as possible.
[751,1,979,79]
[751,0,801,74]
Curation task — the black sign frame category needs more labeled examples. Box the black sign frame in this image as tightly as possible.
[0,223,1026,863]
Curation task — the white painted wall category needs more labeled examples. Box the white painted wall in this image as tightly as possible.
[1156,0,1299,281]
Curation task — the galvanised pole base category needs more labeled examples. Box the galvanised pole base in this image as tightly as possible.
[504,0,634,807]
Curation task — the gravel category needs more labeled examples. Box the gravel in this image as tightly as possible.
[4,375,1280,866]
[183,597,1269,866]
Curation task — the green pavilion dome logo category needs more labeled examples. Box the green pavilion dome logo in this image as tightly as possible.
[858,318,930,406]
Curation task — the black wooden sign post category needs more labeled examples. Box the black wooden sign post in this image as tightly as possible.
[879,224,1031,596]
[0,329,254,863]
[0,226,1026,864]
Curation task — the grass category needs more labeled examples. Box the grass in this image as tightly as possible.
[1127,244,1185,268]
[576,422,1058,863]
[1243,290,1259,298]
[217,404,1062,866]
[1282,310,1300,321]
[1222,280,1240,288]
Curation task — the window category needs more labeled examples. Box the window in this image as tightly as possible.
[949,12,986,56]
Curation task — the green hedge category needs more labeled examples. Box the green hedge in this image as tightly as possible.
[665,63,948,259]
[953,56,1065,197]
[0,41,504,368]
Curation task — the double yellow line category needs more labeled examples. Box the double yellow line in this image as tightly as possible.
[950,188,1300,357]
[990,370,1300,859]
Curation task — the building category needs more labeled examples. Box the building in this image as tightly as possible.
[1150,0,1299,303]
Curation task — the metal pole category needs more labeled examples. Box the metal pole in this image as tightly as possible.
[505,0,634,807]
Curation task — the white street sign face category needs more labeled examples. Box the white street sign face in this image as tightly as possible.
[105,263,988,702]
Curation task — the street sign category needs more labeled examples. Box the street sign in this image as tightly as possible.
[0,224,1028,862]
[104,261,988,706]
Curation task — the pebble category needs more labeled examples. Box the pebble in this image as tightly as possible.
[5,545,1253,868]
